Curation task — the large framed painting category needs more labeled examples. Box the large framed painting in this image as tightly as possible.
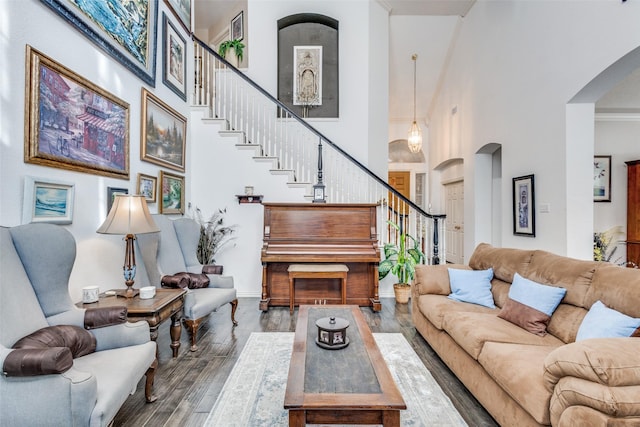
[594,155,612,202]
[231,11,244,41]
[162,12,187,101]
[140,88,186,172]
[513,174,535,237]
[23,176,75,225]
[39,0,158,86]
[293,45,322,107]
[164,0,191,32]
[159,170,184,214]
[25,45,130,179]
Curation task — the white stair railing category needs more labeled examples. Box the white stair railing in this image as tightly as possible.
[193,39,446,265]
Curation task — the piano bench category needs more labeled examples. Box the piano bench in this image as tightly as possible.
[287,264,349,314]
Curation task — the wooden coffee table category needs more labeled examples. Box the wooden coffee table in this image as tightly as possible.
[77,288,186,358]
[284,305,406,426]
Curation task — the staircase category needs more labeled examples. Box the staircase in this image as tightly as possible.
[192,37,446,265]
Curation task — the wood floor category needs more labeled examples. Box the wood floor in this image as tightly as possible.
[113,298,498,427]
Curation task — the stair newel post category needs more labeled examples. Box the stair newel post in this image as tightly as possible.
[432,217,440,265]
[313,139,326,203]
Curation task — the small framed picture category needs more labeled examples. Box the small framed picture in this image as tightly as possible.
[159,170,184,214]
[162,13,187,101]
[23,176,75,224]
[107,187,129,214]
[513,174,535,237]
[231,11,243,41]
[594,155,612,202]
[137,173,157,203]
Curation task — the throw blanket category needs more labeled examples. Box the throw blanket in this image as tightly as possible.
[161,272,210,289]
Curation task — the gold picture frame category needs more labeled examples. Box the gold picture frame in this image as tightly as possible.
[137,173,157,203]
[24,45,130,179]
[140,88,187,172]
[159,170,184,214]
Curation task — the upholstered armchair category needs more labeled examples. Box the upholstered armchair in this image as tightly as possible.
[136,215,238,351]
[0,224,157,427]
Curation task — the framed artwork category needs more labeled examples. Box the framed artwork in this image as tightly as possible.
[25,46,130,179]
[39,0,158,86]
[293,46,322,107]
[231,11,244,41]
[107,187,129,214]
[162,12,187,101]
[594,155,612,202]
[159,170,184,214]
[164,0,191,32]
[23,176,75,225]
[137,173,157,203]
[140,88,187,172]
[513,174,535,237]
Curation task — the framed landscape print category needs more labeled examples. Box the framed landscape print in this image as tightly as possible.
[140,88,186,172]
[159,170,184,214]
[594,155,612,202]
[162,13,187,101]
[107,187,129,214]
[137,173,157,203]
[39,0,158,86]
[25,45,130,179]
[164,0,191,32]
[23,176,75,224]
[513,174,535,237]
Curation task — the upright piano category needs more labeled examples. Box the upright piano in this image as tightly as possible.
[260,203,381,311]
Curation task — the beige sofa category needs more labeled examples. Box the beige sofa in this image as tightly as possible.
[411,243,640,427]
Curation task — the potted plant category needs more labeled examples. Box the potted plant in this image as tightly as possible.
[218,39,245,68]
[378,220,424,303]
[193,207,237,266]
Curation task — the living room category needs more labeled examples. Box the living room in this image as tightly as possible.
[2,0,640,426]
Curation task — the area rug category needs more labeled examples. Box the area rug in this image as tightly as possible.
[204,332,467,427]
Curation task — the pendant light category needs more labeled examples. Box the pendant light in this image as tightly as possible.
[407,53,422,153]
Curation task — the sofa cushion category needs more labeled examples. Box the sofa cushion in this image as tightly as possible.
[490,278,511,308]
[12,325,96,358]
[468,243,534,283]
[416,294,496,330]
[498,273,566,336]
[576,301,640,341]
[447,268,496,308]
[442,311,564,359]
[414,264,468,295]
[547,303,587,344]
[585,264,640,319]
[479,342,558,425]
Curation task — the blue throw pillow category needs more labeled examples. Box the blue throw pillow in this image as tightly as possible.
[509,273,566,316]
[447,268,496,309]
[576,300,640,341]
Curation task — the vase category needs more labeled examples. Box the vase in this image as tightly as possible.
[393,283,411,304]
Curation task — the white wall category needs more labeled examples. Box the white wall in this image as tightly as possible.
[246,0,383,168]
[1,0,192,301]
[428,0,640,258]
[594,116,640,263]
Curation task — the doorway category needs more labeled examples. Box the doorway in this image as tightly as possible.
[389,171,411,215]
[445,180,464,264]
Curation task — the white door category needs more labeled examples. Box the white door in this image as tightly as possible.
[445,181,464,264]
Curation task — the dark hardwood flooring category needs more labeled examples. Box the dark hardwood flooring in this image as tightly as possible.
[113,298,498,427]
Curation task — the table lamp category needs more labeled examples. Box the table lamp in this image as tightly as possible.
[97,194,159,298]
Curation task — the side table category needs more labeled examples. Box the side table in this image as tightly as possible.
[77,288,186,358]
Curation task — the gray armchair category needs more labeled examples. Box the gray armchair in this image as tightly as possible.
[0,223,157,426]
[137,215,238,352]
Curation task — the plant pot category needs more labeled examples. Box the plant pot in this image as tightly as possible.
[393,283,411,304]
[225,50,239,68]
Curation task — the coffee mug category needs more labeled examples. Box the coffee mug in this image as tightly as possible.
[82,286,100,304]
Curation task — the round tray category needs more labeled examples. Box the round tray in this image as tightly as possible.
[315,337,350,350]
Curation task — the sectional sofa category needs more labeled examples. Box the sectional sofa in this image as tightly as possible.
[411,243,640,426]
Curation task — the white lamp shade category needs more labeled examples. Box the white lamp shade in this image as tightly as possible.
[97,195,159,235]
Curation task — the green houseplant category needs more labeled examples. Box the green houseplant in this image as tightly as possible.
[378,220,424,303]
[218,39,245,67]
